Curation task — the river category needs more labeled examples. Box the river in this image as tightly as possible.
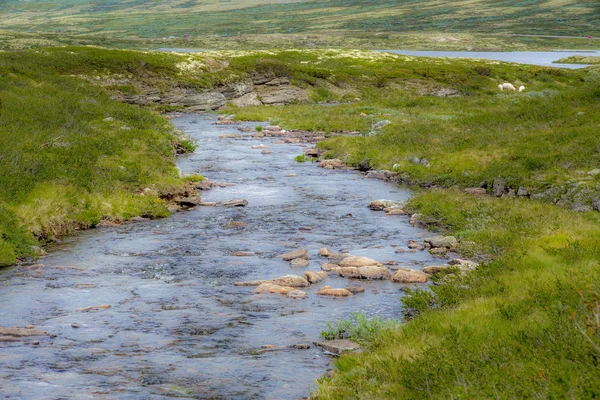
[0,115,440,399]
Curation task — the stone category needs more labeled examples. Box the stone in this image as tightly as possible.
[231,92,262,107]
[252,144,269,149]
[357,159,372,172]
[255,85,308,105]
[71,323,81,329]
[182,92,227,111]
[321,263,338,271]
[465,187,487,196]
[221,199,248,207]
[391,269,429,283]
[385,208,406,215]
[232,251,254,257]
[262,149,272,155]
[290,258,310,268]
[383,260,398,266]
[219,134,240,139]
[314,339,360,355]
[287,290,307,299]
[277,249,308,261]
[317,286,353,297]
[448,258,479,270]
[364,170,398,181]
[253,283,295,295]
[588,169,600,177]
[270,275,310,287]
[339,256,382,268]
[319,247,332,257]
[407,240,424,250]
[424,236,458,249]
[429,247,448,255]
[303,271,327,284]
[517,186,529,197]
[0,327,47,337]
[199,202,217,207]
[409,213,423,225]
[331,266,391,280]
[292,343,311,349]
[368,200,399,211]
[492,179,506,197]
[304,148,320,157]
[225,221,246,229]
[346,286,365,294]
[422,265,451,275]
[317,159,345,169]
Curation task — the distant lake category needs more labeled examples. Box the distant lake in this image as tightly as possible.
[379,50,600,69]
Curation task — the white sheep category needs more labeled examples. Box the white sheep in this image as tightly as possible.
[500,82,516,91]
[518,85,525,92]
[498,84,503,91]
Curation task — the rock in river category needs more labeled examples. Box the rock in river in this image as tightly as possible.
[235,274,310,288]
[303,271,327,284]
[314,339,360,355]
[424,236,458,249]
[221,199,248,207]
[290,258,310,268]
[254,283,296,295]
[391,269,429,283]
[277,249,309,261]
[338,256,382,267]
[317,286,353,297]
[331,265,391,280]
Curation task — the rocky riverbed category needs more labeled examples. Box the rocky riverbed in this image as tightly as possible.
[0,114,467,399]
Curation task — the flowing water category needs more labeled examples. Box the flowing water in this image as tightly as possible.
[0,114,442,399]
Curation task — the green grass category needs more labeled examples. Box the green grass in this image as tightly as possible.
[556,55,600,65]
[0,47,189,265]
[0,0,598,38]
[313,190,600,398]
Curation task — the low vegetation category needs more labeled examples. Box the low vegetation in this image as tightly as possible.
[556,55,600,65]
[0,48,190,265]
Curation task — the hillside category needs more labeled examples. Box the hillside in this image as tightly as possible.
[0,0,598,38]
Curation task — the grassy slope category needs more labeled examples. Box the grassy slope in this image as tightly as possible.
[0,47,195,265]
[0,0,598,38]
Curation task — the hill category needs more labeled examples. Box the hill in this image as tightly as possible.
[0,0,598,38]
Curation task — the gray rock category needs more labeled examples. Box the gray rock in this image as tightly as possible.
[184,92,227,111]
[492,179,505,197]
[221,199,248,207]
[255,85,308,105]
[231,92,262,108]
[364,170,399,181]
[517,186,529,197]
[314,339,360,355]
[424,236,458,248]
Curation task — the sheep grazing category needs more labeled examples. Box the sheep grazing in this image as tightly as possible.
[518,85,525,92]
[498,84,504,91]
[500,82,516,91]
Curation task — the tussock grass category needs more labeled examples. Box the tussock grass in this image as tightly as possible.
[0,48,186,265]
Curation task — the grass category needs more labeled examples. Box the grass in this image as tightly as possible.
[313,190,600,398]
[556,56,600,65]
[0,47,190,265]
[0,0,598,39]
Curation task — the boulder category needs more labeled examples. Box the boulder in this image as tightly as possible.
[0,327,48,337]
[254,283,295,295]
[492,179,506,197]
[225,221,246,229]
[407,240,424,250]
[321,263,338,271]
[339,256,382,268]
[368,200,399,211]
[182,92,227,111]
[364,170,398,181]
[290,258,310,268]
[409,213,423,225]
[318,159,345,169]
[384,208,406,215]
[317,286,353,297]
[231,92,262,108]
[278,249,309,261]
[424,236,458,249]
[303,271,327,284]
[331,266,391,280]
[270,275,310,287]
[391,269,429,283]
[319,247,332,257]
[255,85,308,105]
[448,258,479,270]
[232,251,254,257]
[286,289,307,299]
[314,339,360,355]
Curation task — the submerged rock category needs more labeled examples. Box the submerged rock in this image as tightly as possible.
[290,258,310,268]
[286,289,307,299]
[221,199,248,207]
[0,327,48,337]
[235,274,310,288]
[345,286,365,294]
[277,249,308,261]
[318,159,345,169]
[253,283,296,295]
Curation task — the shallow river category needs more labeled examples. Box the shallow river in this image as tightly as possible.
[0,115,440,399]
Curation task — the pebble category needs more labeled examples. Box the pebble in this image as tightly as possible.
[71,323,80,329]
